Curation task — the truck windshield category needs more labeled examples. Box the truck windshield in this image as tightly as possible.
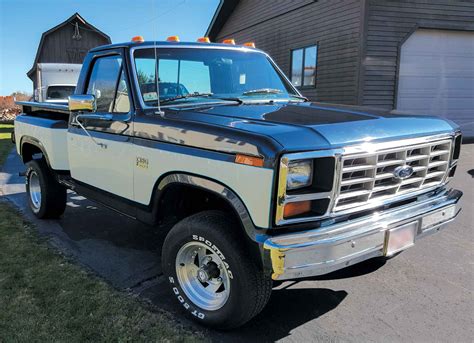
[133,47,300,106]
[46,85,76,100]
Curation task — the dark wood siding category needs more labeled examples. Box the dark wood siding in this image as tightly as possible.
[28,14,111,91]
[217,0,315,38]
[362,0,474,109]
[38,24,109,65]
[215,0,364,105]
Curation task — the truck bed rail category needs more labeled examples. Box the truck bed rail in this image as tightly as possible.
[15,101,69,115]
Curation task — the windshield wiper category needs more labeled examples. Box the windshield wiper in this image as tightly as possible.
[160,92,213,104]
[289,94,309,102]
[160,93,244,106]
[241,88,308,103]
[242,88,282,96]
[212,96,244,105]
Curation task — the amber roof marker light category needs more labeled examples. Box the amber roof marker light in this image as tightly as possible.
[166,35,180,42]
[222,38,236,45]
[131,36,145,43]
[197,37,211,43]
[243,42,256,48]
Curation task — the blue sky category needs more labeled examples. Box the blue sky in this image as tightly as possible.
[0,0,219,95]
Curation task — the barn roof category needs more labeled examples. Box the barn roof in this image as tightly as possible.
[27,13,111,80]
[205,0,239,40]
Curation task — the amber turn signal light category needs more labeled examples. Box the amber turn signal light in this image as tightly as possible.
[222,38,236,45]
[235,154,264,167]
[166,35,180,42]
[197,37,211,43]
[131,36,145,43]
[284,201,312,218]
[243,42,255,48]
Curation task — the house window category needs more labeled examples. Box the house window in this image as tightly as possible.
[291,45,318,88]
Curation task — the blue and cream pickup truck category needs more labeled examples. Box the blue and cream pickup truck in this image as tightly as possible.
[13,37,463,329]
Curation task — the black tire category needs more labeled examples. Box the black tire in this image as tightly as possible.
[162,211,272,329]
[25,159,67,219]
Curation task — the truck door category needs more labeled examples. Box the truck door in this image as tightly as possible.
[67,51,135,201]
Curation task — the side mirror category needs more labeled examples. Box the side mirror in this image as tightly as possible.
[68,94,96,112]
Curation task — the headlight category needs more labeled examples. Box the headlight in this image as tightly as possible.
[287,160,313,190]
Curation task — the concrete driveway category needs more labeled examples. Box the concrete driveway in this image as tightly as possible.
[1,145,473,342]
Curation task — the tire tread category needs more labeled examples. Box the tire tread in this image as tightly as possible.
[163,210,272,329]
[26,159,66,219]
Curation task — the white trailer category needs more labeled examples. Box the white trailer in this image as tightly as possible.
[34,63,81,103]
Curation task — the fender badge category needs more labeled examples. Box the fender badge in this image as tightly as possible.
[136,157,149,169]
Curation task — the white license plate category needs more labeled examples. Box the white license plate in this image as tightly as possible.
[421,205,456,231]
[384,221,418,256]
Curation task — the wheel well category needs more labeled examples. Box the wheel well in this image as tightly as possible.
[156,183,264,268]
[21,142,45,164]
[157,184,236,227]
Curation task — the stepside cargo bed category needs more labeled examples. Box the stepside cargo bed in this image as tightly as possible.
[14,101,70,171]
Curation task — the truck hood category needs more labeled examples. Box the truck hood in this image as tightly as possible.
[188,102,458,151]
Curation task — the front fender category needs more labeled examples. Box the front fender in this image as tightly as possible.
[154,173,265,240]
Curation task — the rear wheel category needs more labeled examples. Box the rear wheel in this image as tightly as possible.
[25,159,67,219]
[162,211,272,329]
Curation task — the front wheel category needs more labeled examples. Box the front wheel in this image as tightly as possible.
[162,211,272,329]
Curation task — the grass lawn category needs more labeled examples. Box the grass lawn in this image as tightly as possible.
[0,123,14,166]
[0,123,203,341]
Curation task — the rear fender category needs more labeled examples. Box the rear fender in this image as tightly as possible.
[20,135,52,168]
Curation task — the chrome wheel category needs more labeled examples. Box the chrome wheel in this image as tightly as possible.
[29,170,41,211]
[175,241,231,311]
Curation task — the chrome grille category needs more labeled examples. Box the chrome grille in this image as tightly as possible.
[334,139,452,212]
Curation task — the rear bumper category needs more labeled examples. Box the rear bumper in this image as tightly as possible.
[263,188,462,280]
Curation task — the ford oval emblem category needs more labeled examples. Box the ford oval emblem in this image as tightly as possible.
[393,165,414,180]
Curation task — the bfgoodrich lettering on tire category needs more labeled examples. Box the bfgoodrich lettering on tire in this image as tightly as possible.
[162,211,272,329]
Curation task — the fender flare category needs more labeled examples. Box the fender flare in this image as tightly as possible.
[19,135,52,169]
[154,173,264,240]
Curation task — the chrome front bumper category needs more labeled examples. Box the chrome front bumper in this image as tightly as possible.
[263,189,462,280]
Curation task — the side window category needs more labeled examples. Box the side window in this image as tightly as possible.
[113,69,131,113]
[291,45,318,88]
[291,49,303,88]
[86,55,130,113]
[303,46,318,87]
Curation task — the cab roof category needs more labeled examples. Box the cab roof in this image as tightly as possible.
[90,40,260,53]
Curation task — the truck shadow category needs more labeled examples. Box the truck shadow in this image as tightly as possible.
[60,193,165,251]
[8,184,378,341]
[139,273,348,342]
[56,193,385,341]
[207,259,385,341]
[210,288,348,342]
[303,256,387,281]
